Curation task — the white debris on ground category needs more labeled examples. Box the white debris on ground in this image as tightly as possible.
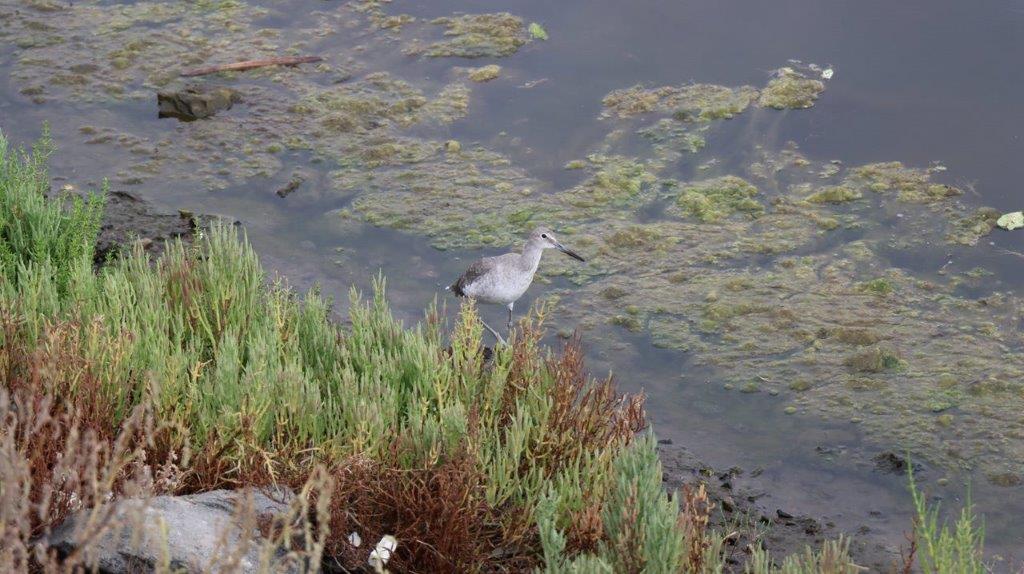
[369,535,398,573]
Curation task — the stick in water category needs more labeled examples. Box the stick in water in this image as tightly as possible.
[180,56,323,77]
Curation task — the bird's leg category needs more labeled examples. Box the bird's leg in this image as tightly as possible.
[479,319,507,346]
[507,302,514,334]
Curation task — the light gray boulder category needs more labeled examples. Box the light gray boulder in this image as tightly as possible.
[48,489,296,573]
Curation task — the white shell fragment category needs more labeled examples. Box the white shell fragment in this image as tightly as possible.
[368,535,398,573]
[348,531,362,547]
[821,68,834,80]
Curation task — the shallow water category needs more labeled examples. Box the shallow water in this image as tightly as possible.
[2,0,1023,564]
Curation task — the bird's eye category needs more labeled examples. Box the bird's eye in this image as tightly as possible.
[541,234,548,239]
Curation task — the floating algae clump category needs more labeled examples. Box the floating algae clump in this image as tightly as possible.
[559,155,657,209]
[637,119,707,164]
[948,207,1000,246]
[528,22,548,40]
[298,73,425,129]
[610,314,643,332]
[601,286,629,300]
[806,185,862,204]
[851,162,925,193]
[637,119,706,150]
[758,67,825,109]
[347,146,550,250]
[858,277,894,296]
[424,13,528,58]
[832,327,883,346]
[601,83,759,120]
[422,83,471,122]
[703,300,768,322]
[676,176,763,222]
[468,64,501,82]
[296,73,469,135]
[844,346,902,373]
[604,225,666,251]
[899,183,962,204]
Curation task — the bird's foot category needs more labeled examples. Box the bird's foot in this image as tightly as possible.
[479,319,507,346]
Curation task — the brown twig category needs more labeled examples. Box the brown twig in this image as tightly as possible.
[180,56,323,77]
[899,527,918,574]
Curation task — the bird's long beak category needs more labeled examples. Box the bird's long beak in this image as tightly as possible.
[556,242,585,262]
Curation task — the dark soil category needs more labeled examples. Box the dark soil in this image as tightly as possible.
[659,444,904,572]
[92,190,217,264]
[872,451,921,476]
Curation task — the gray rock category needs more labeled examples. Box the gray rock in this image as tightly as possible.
[48,489,294,573]
[157,84,240,121]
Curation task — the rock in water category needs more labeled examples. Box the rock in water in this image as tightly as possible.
[157,84,240,120]
[48,489,293,573]
[872,451,920,475]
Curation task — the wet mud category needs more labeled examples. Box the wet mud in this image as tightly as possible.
[659,444,900,572]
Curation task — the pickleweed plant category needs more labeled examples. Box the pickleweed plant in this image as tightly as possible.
[0,126,105,300]
[908,467,986,574]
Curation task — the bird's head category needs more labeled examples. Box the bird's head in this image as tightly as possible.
[530,227,585,262]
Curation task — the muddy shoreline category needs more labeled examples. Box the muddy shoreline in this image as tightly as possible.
[67,187,237,264]
[659,443,900,571]
[92,190,203,262]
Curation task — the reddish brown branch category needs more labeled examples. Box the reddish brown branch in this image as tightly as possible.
[899,527,918,574]
[180,56,323,77]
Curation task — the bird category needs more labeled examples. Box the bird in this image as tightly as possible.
[449,227,585,344]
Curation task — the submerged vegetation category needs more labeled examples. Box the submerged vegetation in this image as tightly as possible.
[601,83,760,120]
[758,67,825,109]
[676,176,763,223]
[468,64,502,82]
[805,185,861,204]
[421,13,529,58]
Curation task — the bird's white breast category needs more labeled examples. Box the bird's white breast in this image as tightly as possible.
[464,267,534,305]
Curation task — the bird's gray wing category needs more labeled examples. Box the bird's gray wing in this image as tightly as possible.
[451,257,495,297]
